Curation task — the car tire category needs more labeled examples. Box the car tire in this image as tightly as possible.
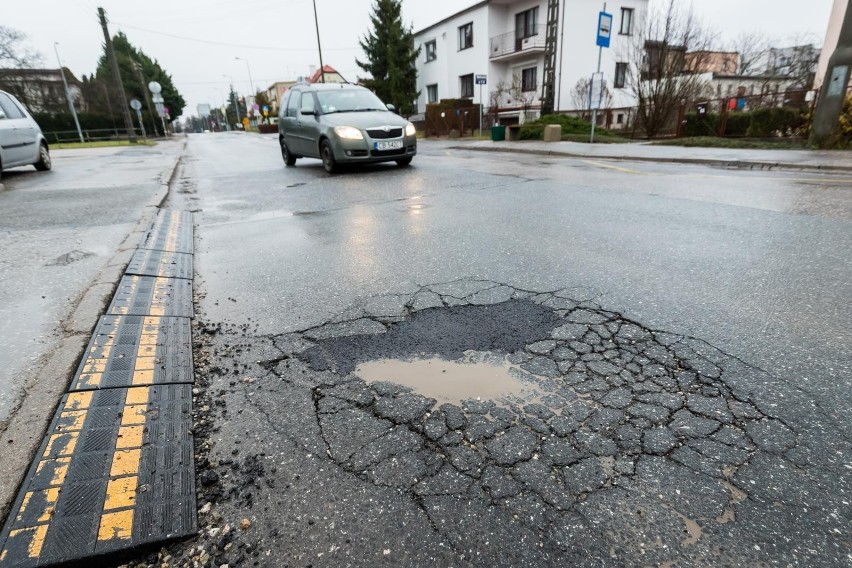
[395,157,412,167]
[34,143,51,171]
[321,139,338,174]
[280,138,296,166]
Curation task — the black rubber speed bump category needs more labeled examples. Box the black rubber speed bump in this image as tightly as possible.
[69,316,192,392]
[126,249,193,280]
[0,385,195,567]
[106,275,193,318]
[139,210,193,254]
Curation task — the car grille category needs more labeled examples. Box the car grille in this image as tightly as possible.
[366,127,403,139]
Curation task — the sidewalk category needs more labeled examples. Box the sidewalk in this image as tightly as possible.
[451,139,852,172]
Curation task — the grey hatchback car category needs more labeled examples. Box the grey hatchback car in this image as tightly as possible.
[0,90,51,179]
[278,83,416,173]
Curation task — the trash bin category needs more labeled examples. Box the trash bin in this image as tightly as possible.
[491,125,506,141]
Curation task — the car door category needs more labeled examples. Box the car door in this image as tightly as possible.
[296,92,320,157]
[0,92,28,167]
[281,90,302,154]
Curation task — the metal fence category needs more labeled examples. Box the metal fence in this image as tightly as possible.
[42,128,146,144]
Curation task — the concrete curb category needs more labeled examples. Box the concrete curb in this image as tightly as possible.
[0,144,185,522]
[450,144,852,173]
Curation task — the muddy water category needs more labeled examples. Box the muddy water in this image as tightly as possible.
[355,352,543,406]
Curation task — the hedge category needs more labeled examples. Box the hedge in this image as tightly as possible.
[746,107,805,137]
[519,114,617,140]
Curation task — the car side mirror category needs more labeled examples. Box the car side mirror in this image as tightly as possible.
[301,109,316,116]
[386,104,396,113]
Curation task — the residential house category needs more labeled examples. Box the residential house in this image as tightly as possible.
[684,51,738,74]
[413,0,647,126]
[0,68,86,114]
[306,65,348,85]
[766,45,820,88]
[264,80,297,116]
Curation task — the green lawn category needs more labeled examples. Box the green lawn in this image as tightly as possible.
[51,140,158,150]
[652,136,810,150]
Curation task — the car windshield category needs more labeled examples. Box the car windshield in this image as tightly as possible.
[317,89,386,114]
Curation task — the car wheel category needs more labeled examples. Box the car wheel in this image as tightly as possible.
[321,140,338,174]
[34,143,51,171]
[395,157,412,167]
[280,138,296,166]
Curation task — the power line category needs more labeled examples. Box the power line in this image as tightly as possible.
[111,21,357,52]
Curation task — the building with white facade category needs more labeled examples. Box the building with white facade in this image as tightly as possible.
[413,0,647,126]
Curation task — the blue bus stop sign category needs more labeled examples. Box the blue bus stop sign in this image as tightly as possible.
[597,11,613,48]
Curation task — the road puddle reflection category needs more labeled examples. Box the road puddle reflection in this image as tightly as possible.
[355,351,542,406]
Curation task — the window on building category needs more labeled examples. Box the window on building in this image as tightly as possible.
[460,74,474,98]
[425,40,437,62]
[515,7,538,39]
[459,23,473,50]
[521,67,537,92]
[427,84,438,103]
[616,113,624,124]
[620,8,634,35]
[614,62,628,88]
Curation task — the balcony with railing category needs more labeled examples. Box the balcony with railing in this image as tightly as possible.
[489,26,546,61]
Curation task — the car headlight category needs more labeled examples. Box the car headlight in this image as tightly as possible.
[405,122,416,136]
[334,126,363,140]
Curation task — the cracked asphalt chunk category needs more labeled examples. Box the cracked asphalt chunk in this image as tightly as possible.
[146,279,851,567]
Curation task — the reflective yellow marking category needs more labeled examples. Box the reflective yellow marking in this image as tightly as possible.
[65,391,93,411]
[137,344,157,356]
[35,457,71,486]
[82,359,108,374]
[125,388,150,406]
[148,306,165,316]
[120,406,147,426]
[116,425,144,449]
[582,159,647,175]
[17,488,60,523]
[7,525,49,558]
[103,477,137,511]
[98,509,134,541]
[110,449,142,477]
[76,372,103,389]
[131,369,154,385]
[143,316,160,328]
[134,356,156,370]
[58,410,87,431]
[43,431,79,458]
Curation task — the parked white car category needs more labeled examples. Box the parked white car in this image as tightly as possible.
[0,90,51,180]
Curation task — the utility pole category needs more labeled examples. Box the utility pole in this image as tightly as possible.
[540,0,560,115]
[98,7,137,142]
[312,0,326,83]
[54,43,84,143]
[810,2,852,147]
[133,62,157,136]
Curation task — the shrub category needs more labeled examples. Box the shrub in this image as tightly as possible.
[519,114,616,140]
[683,112,719,137]
[746,107,804,137]
[723,112,750,137]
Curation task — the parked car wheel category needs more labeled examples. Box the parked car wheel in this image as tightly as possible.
[280,138,296,166]
[320,139,338,174]
[395,157,412,167]
[34,143,51,171]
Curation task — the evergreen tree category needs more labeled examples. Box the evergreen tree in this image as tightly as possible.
[95,33,185,133]
[356,0,420,116]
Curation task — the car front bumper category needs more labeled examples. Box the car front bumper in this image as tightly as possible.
[333,135,417,163]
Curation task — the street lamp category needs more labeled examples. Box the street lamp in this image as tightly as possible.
[234,57,255,95]
[54,42,84,142]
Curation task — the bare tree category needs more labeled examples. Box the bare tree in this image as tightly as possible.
[0,26,43,68]
[620,0,716,138]
[570,77,612,121]
[488,79,508,126]
[729,31,771,76]
[509,74,537,122]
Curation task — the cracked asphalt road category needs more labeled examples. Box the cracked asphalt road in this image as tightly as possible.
[129,134,851,567]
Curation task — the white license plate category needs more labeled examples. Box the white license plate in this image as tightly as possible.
[374,140,403,151]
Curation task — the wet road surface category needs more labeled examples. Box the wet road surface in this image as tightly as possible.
[138,133,850,566]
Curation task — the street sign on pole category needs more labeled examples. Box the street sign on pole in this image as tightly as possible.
[596,11,613,48]
[476,75,487,138]
[130,98,146,138]
[589,73,605,110]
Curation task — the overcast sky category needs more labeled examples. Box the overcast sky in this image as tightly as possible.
[4,0,836,118]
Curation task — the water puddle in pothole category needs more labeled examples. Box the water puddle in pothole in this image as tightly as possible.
[355,351,544,407]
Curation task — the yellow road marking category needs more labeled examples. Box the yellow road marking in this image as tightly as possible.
[116,425,144,449]
[43,431,79,458]
[581,159,647,175]
[134,356,156,371]
[98,510,134,541]
[103,477,137,511]
[125,388,150,406]
[35,458,71,486]
[120,406,147,426]
[110,449,142,477]
[58,410,87,432]
[17,488,60,523]
[65,391,93,411]
[131,369,154,385]
[7,525,49,558]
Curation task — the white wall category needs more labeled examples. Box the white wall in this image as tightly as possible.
[815,0,848,89]
[414,0,648,115]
